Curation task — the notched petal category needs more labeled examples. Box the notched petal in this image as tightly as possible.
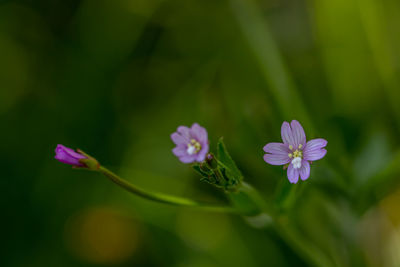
[179,155,197,163]
[299,160,310,181]
[287,164,299,184]
[190,123,208,143]
[172,146,186,157]
[303,138,327,161]
[263,153,291,165]
[304,148,327,161]
[263,142,290,154]
[171,132,187,145]
[290,120,306,147]
[177,126,190,139]
[281,121,294,145]
[305,138,328,150]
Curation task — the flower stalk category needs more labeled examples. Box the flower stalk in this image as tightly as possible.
[97,164,270,217]
[54,144,264,215]
[97,165,238,213]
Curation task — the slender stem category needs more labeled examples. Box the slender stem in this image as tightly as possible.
[98,165,331,266]
[232,182,334,267]
[98,166,238,213]
[273,219,335,267]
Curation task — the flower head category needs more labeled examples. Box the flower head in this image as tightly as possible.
[55,144,87,167]
[263,120,327,184]
[171,123,209,163]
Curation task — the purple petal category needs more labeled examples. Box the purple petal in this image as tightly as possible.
[171,123,210,164]
[290,120,306,148]
[304,148,327,161]
[177,126,190,138]
[172,146,187,157]
[299,160,310,181]
[281,121,295,146]
[179,154,197,163]
[196,143,209,162]
[55,149,79,165]
[190,123,208,143]
[263,142,290,155]
[263,153,291,165]
[171,133,188,145]
[287,164,299,184]
[303,138,328,161]
[304,138,327,150]
[54,144,86,166]
[61,145,86,159]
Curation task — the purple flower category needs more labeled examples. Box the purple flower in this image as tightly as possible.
[263,120,327,184]
[171,123,209,163]
[54,144,87,167]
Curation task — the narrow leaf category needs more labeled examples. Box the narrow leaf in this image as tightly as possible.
[217,137,242,179]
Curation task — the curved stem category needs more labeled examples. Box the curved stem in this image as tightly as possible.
[98,164,332,266]
[98,166,238,213]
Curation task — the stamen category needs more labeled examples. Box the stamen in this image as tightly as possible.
[292,149,303,158]
[289,145,293,150]
[298,144,303,149]
[187,139,201,155]
[288,153,293,158]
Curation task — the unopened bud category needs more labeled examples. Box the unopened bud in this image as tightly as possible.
[205,153,218,169]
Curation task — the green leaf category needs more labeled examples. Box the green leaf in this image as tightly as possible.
[217,137,242,179]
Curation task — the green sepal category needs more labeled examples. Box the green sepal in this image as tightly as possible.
[193,164,210,177]
[77,149,100,171]
[193,164,219,185]
[193,139,244,191]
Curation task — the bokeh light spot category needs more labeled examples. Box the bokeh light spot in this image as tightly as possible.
[64,207,141,265]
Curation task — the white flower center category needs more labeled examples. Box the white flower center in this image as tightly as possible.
[187,139,201,155]
[288,144,303,169]
[291,157,302,169]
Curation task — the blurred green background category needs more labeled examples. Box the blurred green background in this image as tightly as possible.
[1,0,400,266]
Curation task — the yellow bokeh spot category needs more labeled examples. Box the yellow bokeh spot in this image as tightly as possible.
[64,207,141,265]
[380,186,400,226]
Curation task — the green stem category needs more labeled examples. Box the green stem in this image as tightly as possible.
[230,182,334,267]
[273,218,336,267]
[98,165,332,266]
[98,166,237,213]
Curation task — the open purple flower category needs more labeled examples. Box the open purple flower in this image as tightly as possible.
[263,120,327,184]
[171,123,209,163]
[55,144,87,167]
